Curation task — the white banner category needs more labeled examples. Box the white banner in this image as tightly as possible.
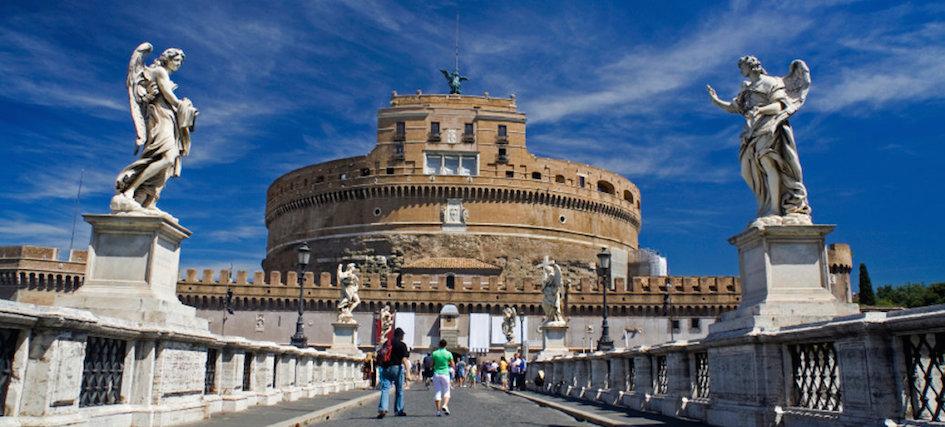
[396,312,416,349]
[468,313,490,352]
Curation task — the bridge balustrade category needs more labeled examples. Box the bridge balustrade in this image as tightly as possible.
[530,305,945,426]
[0,300,367,424]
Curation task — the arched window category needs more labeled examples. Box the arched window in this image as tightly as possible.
[596,180,615,194]
[555,174,566,183]
[623,190,634,203]
[446,274,456,290]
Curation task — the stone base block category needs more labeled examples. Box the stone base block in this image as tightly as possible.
[220,394,249,413]
[708,225,858,337]
[537,324,570,361]
[330,322,361,355]
[503,342,519,359]
[56,214,208,331]
[257,389,282,406]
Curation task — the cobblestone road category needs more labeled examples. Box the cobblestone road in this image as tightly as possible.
[320,385,592,427]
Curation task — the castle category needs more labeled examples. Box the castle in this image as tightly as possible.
[0,91,854,356]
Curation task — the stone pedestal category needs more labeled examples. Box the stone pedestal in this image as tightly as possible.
[536,324,570,360]
[56,214,208,330]
[503,342,519,360]
[708,225,859,337]
[330,322,361,355]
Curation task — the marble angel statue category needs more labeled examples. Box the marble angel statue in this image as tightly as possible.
[112,42,198,221]
[378,304,394,344]
[336,263,361,323]
[502,306,517,343]
[707,56,812,228]
[539,258,566,326]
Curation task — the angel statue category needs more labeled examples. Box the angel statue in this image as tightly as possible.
[440,69,468,94]
[336,263,361,323]
[502,306,517,343]
[538,257,566,326]
[378,305,394,344]
[707,56,813,228]
[112,42,198,221]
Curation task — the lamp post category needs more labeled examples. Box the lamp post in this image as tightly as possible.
[596,247,614,352]
[290,243,311,348]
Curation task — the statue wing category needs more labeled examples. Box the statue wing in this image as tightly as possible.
[459,76,468,82]
[127,42,152,151]
[440,69,451,80]
[553,264,562,289]
[782,59,811,113]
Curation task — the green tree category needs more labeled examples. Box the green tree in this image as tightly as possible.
[858,263,876,306]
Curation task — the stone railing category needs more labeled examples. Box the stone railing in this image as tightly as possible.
[0,300,367,426]
[530,304,945,427]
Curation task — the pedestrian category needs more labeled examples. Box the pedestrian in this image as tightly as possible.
[518,354,527,391]
[467,362,477,386]
[455,357,466,387]
[362,353,376,388]
[376,327,410,418]
[422,353,434,389]
[431,339,455,416]
[403,356,413,390]
[499,356,509,389]
[510,353,521,389]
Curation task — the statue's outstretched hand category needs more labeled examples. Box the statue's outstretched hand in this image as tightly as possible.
[706,85,719,101]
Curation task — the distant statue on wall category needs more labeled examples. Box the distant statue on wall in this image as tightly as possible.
[336,263,361,323]
[538,256,566,326]
[502,306,517,343]
[378,304,394,344]
[113,42,198,221]
[707,56,812,228]
[440,69,468,94]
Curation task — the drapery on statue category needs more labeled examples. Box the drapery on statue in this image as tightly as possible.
[707,56,813,228]
[378,305,394,344]
[336,263,361,323]
[112,42,198,221]
[502,306,517,343]
[538,257,566,326]
[440,69,468,94]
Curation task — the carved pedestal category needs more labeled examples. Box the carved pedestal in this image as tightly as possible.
[330,322,361,355]
[708,225,859,338]
[503,342,519,360]
[56,214,207,330]
[536,324,570,361]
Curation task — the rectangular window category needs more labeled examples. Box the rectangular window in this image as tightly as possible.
[425,154,442,174]
[425,153,477,176]
[498,125,507,137]
[442,156,459,175]
[506,170,515,178]
[386,167,395,175]
[671,319,681,332]
[578,175,586,188]
[396,122,405,135]
[431,122,440,134]
[464,123,474,135]
[690,318,700,330]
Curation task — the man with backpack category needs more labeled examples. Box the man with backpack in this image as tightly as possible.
[422,353,434,389]
[377,327,410,418]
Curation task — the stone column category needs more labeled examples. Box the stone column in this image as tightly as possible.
[18,330,87,417]
[624,354,652,410]
[219,349,249,412]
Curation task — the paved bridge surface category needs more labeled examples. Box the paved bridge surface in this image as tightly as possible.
[189,385,708,427]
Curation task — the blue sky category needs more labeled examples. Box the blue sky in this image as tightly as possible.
[1,1,943,289]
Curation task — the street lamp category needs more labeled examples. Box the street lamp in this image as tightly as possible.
[596,248,615,352]
[290,243,311,348]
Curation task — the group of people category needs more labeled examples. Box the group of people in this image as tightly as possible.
[476,353,528,390]
[369,328,456,419]
[364,331,532,419]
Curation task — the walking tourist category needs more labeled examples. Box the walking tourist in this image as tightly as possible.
[422,353,434,389]
[376,328,410,418]
[510,353,521,389]
[455,357,466,387]
[467,362,478,386]
[431,339,455,416]
[363,353,376,388]
[518,353,528,390]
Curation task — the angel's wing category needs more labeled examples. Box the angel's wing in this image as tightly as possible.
[459,76,468,82]
[782,59,811,113]
[127,42,152,151]
[552,264,562,287]
[440,69,451,80]
[337,263,343,280]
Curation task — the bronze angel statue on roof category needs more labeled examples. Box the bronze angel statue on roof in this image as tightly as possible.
[111,42,198,221]
[440,69,467,94]
[707,56,812,228]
